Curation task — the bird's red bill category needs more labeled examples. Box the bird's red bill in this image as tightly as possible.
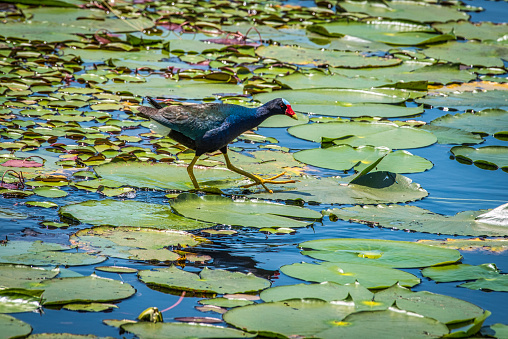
[285,105,298,120]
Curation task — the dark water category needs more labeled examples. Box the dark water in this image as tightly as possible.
[2,1,508,338]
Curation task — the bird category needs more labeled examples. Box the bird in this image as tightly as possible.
[136,97,298,193]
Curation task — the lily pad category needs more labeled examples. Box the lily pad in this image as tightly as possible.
[95,161,242,191]
[0,289,41,313]
[417,90,508,109]
[254,88,424,116]
[59,200,211,231]
[198,298,254,308]
[32,186,68,198]
[70,226,206,261]
[0,240,105,266]
[260,282,351,303]
[337,0,469,23]
[416,238,508,252]
[0,265,59,289]
[252,172,428,204]
[280,262,420,288]
[431,109,508,136]
[451,145,508,171]
[419,125,484,145]
[318,309,449,339]
[294,145,433,173]
[138,266,271,294]
[0,314,32,339]
[62,303,118,312]
[31,274,135,306]
[95,266,138,274]
[170,193,321,228]
[325,204,508,236]
[256,45,401,68]
[422,41,508,68]
[460,275,508,292]
[224,299,357,338]
[288,121,437,149]
[422,263,500,283]
[121,322,255,339]
[299,238,461,268]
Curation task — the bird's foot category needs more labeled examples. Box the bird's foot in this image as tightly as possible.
[241,172,296,193]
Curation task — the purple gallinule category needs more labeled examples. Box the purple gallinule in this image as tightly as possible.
[137,97,298,192]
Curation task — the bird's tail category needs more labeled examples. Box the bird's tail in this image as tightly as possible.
[146,96,163,109]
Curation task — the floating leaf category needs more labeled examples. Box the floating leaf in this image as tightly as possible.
[419,125,484,145]
[32,274,136,306]
[416,238,508,252]
[70,226,206,261]
[422,263,500,282]
[431,109,508,136]
[0,314,32,339]
[325,204,508,236]
[256,45,401,68]
[451,145,508,171]
[294,145,433,173]
[422,41,508,67]
[138,266,271,294]
[224,299,357,338]
[252,172,428,204]
[170,193,321,228]
[60,200,211,231]
[198,298,254,308]
[32,186,68,198]
[280,262,420,288]
[288,121,437,149]
[95,161,242,191]
[95,266,137,274]
[122,322,255,339]
[460,276,508,292]
[300,238,461,268]
[62,303,118,312]
[418,90,508,109]
[260,282,350,303]
[0,264,58,289]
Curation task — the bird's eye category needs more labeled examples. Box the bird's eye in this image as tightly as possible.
[280,104,284,108]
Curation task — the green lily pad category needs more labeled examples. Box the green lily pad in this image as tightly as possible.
[121,322,255,339]
[224,299,358,338]
[254,88,424,116]
[299,238,461,268]
[258,112,309,127]
[260,282,351,303]
[252,172,428,204]
[138,266,271,294]
[417,90,508,109]
[99,77,243,99]
[451,145,508,171]
[325,205,508,236]
[294,145,433,173]
[433,21,508,42]
[280,262,420,288]
[431,109,508,136]
[275,71,390,90]
[419,125,484,145]
[198,298,254,308]
[460,275,508,292]
[422,263,500,282]
[316,309,449,339]
[482,323,508,339]
[422,41,508,67]
[288,121,437,149]
[416,238,508,252]
[0,264,58,289]
[0,289,41,313]
[59,200,211,231]
[0,240,105,266]
[62,303,118,312]
[0,314,32,339]
[170,193,321,228]
[95,161,242,191]
[376,284,486,325]
[256,45,401,68]
[32,186,68,198]
[337,0,468,23]
[309,19,454,46]
[25,201,59,208]
[70,226,206,261]
[31,274,136,306]
[95,266,138,274]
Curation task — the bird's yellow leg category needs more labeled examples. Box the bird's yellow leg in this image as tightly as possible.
[187,155,201,190]
[222,153,295,193]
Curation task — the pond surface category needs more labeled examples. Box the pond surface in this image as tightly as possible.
[1,0,508,338]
